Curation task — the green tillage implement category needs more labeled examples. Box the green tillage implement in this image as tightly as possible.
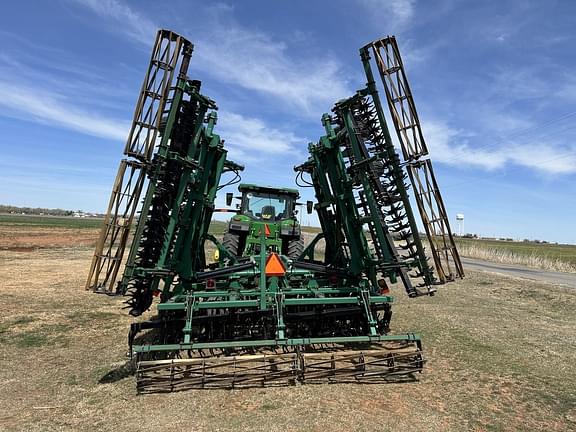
[97,29,461,393]
[131,229,424,393]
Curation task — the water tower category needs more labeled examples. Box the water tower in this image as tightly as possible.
[456,213,464,236]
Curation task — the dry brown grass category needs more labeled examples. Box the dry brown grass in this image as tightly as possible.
[457,242,576,273]
[0,228,575,431]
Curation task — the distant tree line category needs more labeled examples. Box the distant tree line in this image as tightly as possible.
[0,204,75,216]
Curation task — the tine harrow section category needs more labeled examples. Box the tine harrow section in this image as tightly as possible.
[136,343,423,393]
[86,30,193,293]
[362,36,464,282]
[125,30,192,161]
[85,160,145,291]
[408,160,465,280]
[368,37,428,160]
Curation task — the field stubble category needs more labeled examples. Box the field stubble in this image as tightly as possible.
[455,239,576,273]
[0,223,575,431]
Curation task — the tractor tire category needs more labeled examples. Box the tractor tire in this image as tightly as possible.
[287,236,304,259]
[222,231,241,257]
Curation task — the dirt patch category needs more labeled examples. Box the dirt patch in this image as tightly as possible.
[3,246,37,252]
[0,226,100,249]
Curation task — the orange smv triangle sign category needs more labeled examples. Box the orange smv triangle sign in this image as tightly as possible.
[265,252,285,276]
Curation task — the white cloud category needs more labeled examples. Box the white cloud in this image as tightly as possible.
[423,121,505,169]
[68,0,332,159]
[72,0,352,114]
[70,0,576,176]
[0,78,309,160]
[218,112,302,154]
[357,0,416,30]
[388,0,416,22]
[507,144,576,174]
[70,0,156,45]
[216,112,310,167]
[192,26,350,114]
[0,81,129,141]
[422,120,576,174]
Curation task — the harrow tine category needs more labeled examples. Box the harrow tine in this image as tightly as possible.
[136,343,424,393]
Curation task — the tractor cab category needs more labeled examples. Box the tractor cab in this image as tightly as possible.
[239,184,299,222]
[223,184,304,258]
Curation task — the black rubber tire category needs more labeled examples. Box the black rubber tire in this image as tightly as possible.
[222,231,241,257]
[287,236,305,259]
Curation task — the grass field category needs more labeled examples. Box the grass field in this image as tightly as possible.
[0,214,231,232]
[0,214,105,229]
[0,220,575,431]
[455,238,576,273]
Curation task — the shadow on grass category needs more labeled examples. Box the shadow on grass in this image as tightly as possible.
[99,359,137,384]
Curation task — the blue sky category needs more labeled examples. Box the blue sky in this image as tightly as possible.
[0,0,575,243]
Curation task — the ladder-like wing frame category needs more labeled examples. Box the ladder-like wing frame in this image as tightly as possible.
[361,37,464,282]
[86,30,193,292]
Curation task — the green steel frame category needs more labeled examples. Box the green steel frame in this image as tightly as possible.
[119,75,243,311]
[294,86,436,297]
[130,224,399,353]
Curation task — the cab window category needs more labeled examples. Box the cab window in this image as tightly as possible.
[245,193,289,220]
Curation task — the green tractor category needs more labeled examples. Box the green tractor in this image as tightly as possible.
[222,184,307,259]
